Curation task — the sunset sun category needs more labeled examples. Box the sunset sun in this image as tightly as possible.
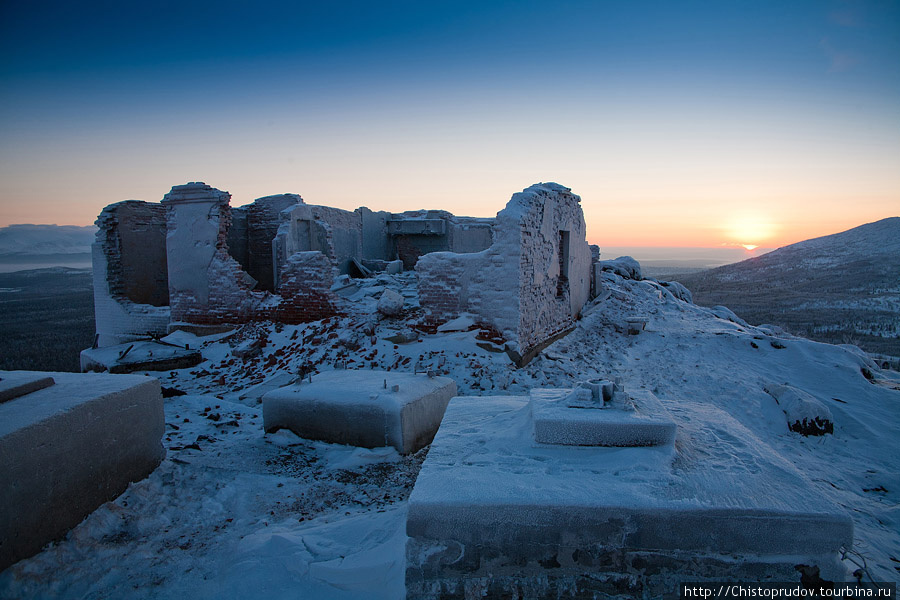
[725,215,776,248]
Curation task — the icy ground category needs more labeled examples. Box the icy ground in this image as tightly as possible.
[2,270,899,597]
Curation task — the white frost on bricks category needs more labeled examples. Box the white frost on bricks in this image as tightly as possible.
[262,371,457,454]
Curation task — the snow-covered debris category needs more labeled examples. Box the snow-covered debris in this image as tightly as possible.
[376,289,404,316]
[232,337,264,360]
[0,390,424,599]
[599,255,642,280]
[436,314,474,333]
[764,383,834,436]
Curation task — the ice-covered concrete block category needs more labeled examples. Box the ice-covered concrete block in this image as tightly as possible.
[0,371,164,570]
[407,396,853,597]
[530,387,676,446]
[80,340,202,374]
[262,371,456,454]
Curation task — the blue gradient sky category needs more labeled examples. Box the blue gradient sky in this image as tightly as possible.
[1,0,898,246]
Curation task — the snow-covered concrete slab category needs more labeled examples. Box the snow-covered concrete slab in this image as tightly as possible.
[531,387,676,446]
[407,396,854,598]
[0,372,55,404]
[80,340,202,373]
[0,371,164,570]
[262,371,456,454]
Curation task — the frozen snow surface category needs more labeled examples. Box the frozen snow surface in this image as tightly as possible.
[2,266,900,597]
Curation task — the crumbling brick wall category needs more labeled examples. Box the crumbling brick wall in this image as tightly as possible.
[226,206,250,272]
[96,201,168,306]
[417,183,591,359]
[513,184,591,353]
[92,180,586,350]
[246,194,303,292]
[389,210,494,269]
[92,201,171,346]
[416,257,474,321]
[163,183,268,327]
[275,203,362,279]
[275,252,339,323]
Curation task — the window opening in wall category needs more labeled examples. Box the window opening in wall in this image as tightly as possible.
[557,230,570,298]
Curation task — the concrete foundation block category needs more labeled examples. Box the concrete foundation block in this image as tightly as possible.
[531,388,676,446]
[262,371,456,454]
[0,371,164,571]
[407,396,853,597]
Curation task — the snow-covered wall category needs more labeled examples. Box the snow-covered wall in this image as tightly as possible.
[274,203,363,283]
[246,194,303,292]
[417,183,591,359]
[513,183,591,353]
[388,210,493,269]
[275,251,339,323]
[91,243,170,347]
[359,207,393,261]
[163,183,267,328]
[416,245,520,342]
[92,201,170,346]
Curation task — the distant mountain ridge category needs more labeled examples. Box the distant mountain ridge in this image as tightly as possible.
[672,217,900,356]
[0,224,96,256]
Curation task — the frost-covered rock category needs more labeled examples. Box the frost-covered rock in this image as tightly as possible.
[377,289,405,316]
[764,384,834,436]
[757,324,785,336]
[660,280,693,303]
[711,305,749,327]
[599,256,642,280]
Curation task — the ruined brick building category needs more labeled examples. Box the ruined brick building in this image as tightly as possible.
[91,182,596,363]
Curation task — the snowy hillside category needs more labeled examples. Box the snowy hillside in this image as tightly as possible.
[672,217,900,356]
[0,224,96,256]
[1,267,899,597]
